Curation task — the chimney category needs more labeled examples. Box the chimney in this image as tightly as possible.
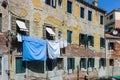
[92,0,98,6]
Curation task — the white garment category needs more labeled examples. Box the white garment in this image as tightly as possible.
[17,33,22,42]
[63,40,67,47]
[59,40,63,48]
[47,40,60,59]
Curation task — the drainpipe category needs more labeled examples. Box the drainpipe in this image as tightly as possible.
[7,0,11,80]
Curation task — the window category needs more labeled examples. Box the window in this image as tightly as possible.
[67,1,72,13]
[45,0,56,8]
[109,14,113,20]
[67,58,75,70]
[88,36,94,47]
[67,30,72,43]
[27,60,44,73]
[0,57,1,75]
[88,10,92,21]
[99,58,106,68]
[79,34,87,46]
[46,59,57,71]
[11,16,29,35]
[100,38,105,48]
[80,58,86,69]
[58,0,62,6]
[16,57,26,73]
[43,25,55,40]
[0,14,2,32]
[100,15,103,25]
[80,7,84,18]
[88,58,94,68]
[109,59,114,66]
[108,42,115,50]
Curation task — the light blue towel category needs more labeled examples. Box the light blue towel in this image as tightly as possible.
[22,35,46,61]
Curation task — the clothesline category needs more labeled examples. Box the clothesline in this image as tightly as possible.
[17,34,67,61]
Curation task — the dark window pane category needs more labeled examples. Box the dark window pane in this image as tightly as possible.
[80,7,84,18]
[46,59,57,71]
[108,42,114,50]
[88,11,92,21]
[67,1,72,13]
[67,30,72,43]
[67,58,75,70]
[100,15,103,25]
[0,14,2,32]
[0,57,1,75]
[58,0,62,6]
[109,59,114,66]
[100,38,105,48]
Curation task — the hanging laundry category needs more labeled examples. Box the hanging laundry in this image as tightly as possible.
[22,35,46,61]
[17,33,22,42]
[47,40,60,59]
[63,40,67,47]
[59,40,64,48]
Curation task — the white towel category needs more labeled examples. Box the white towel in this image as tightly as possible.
[47,40,60,59]
[17,33,22,42]
[63,40,67,47]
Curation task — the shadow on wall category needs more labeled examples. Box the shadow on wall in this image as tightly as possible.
[26,60,44,73]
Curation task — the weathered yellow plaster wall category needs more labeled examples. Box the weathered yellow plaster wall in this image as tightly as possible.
[33,12,41,22]
[94,34,100,51]
[32,0,43,10]
[73,0,80,19]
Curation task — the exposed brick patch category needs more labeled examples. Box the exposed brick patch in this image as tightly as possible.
[61,44,104,57]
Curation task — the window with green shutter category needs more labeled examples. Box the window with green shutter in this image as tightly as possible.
[80,58,86,69]
[46,59,57,71]
[88,58,94,68]
[67,30,72,43]
[88,10,92,21]
[0,14,2,32]
[100,38,105,48]
[108,42,115,50]
[80,7,84,18]
[16,57,26,73]
[99,58,106,68]
[88,36,94,47]
[67,58,75,70]
[109,59,114,66]
[0,57,2,75]
[79,34,87,47]
[67,0,72,13]
[45,0,56,8]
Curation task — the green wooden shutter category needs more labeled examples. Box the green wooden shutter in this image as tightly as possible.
[91,36,94,47]
[67,58,70,69]
[0,57,1,75]
[84,34,87,47]
[91,58,94,68]
[72,58,75,70]
[16,57,25,73]
[0,14,2,32]
[67,31,72,43]
[83,58,86,69]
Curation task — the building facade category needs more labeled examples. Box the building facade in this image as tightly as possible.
[105,9,120,77]
[0,0,106,80]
